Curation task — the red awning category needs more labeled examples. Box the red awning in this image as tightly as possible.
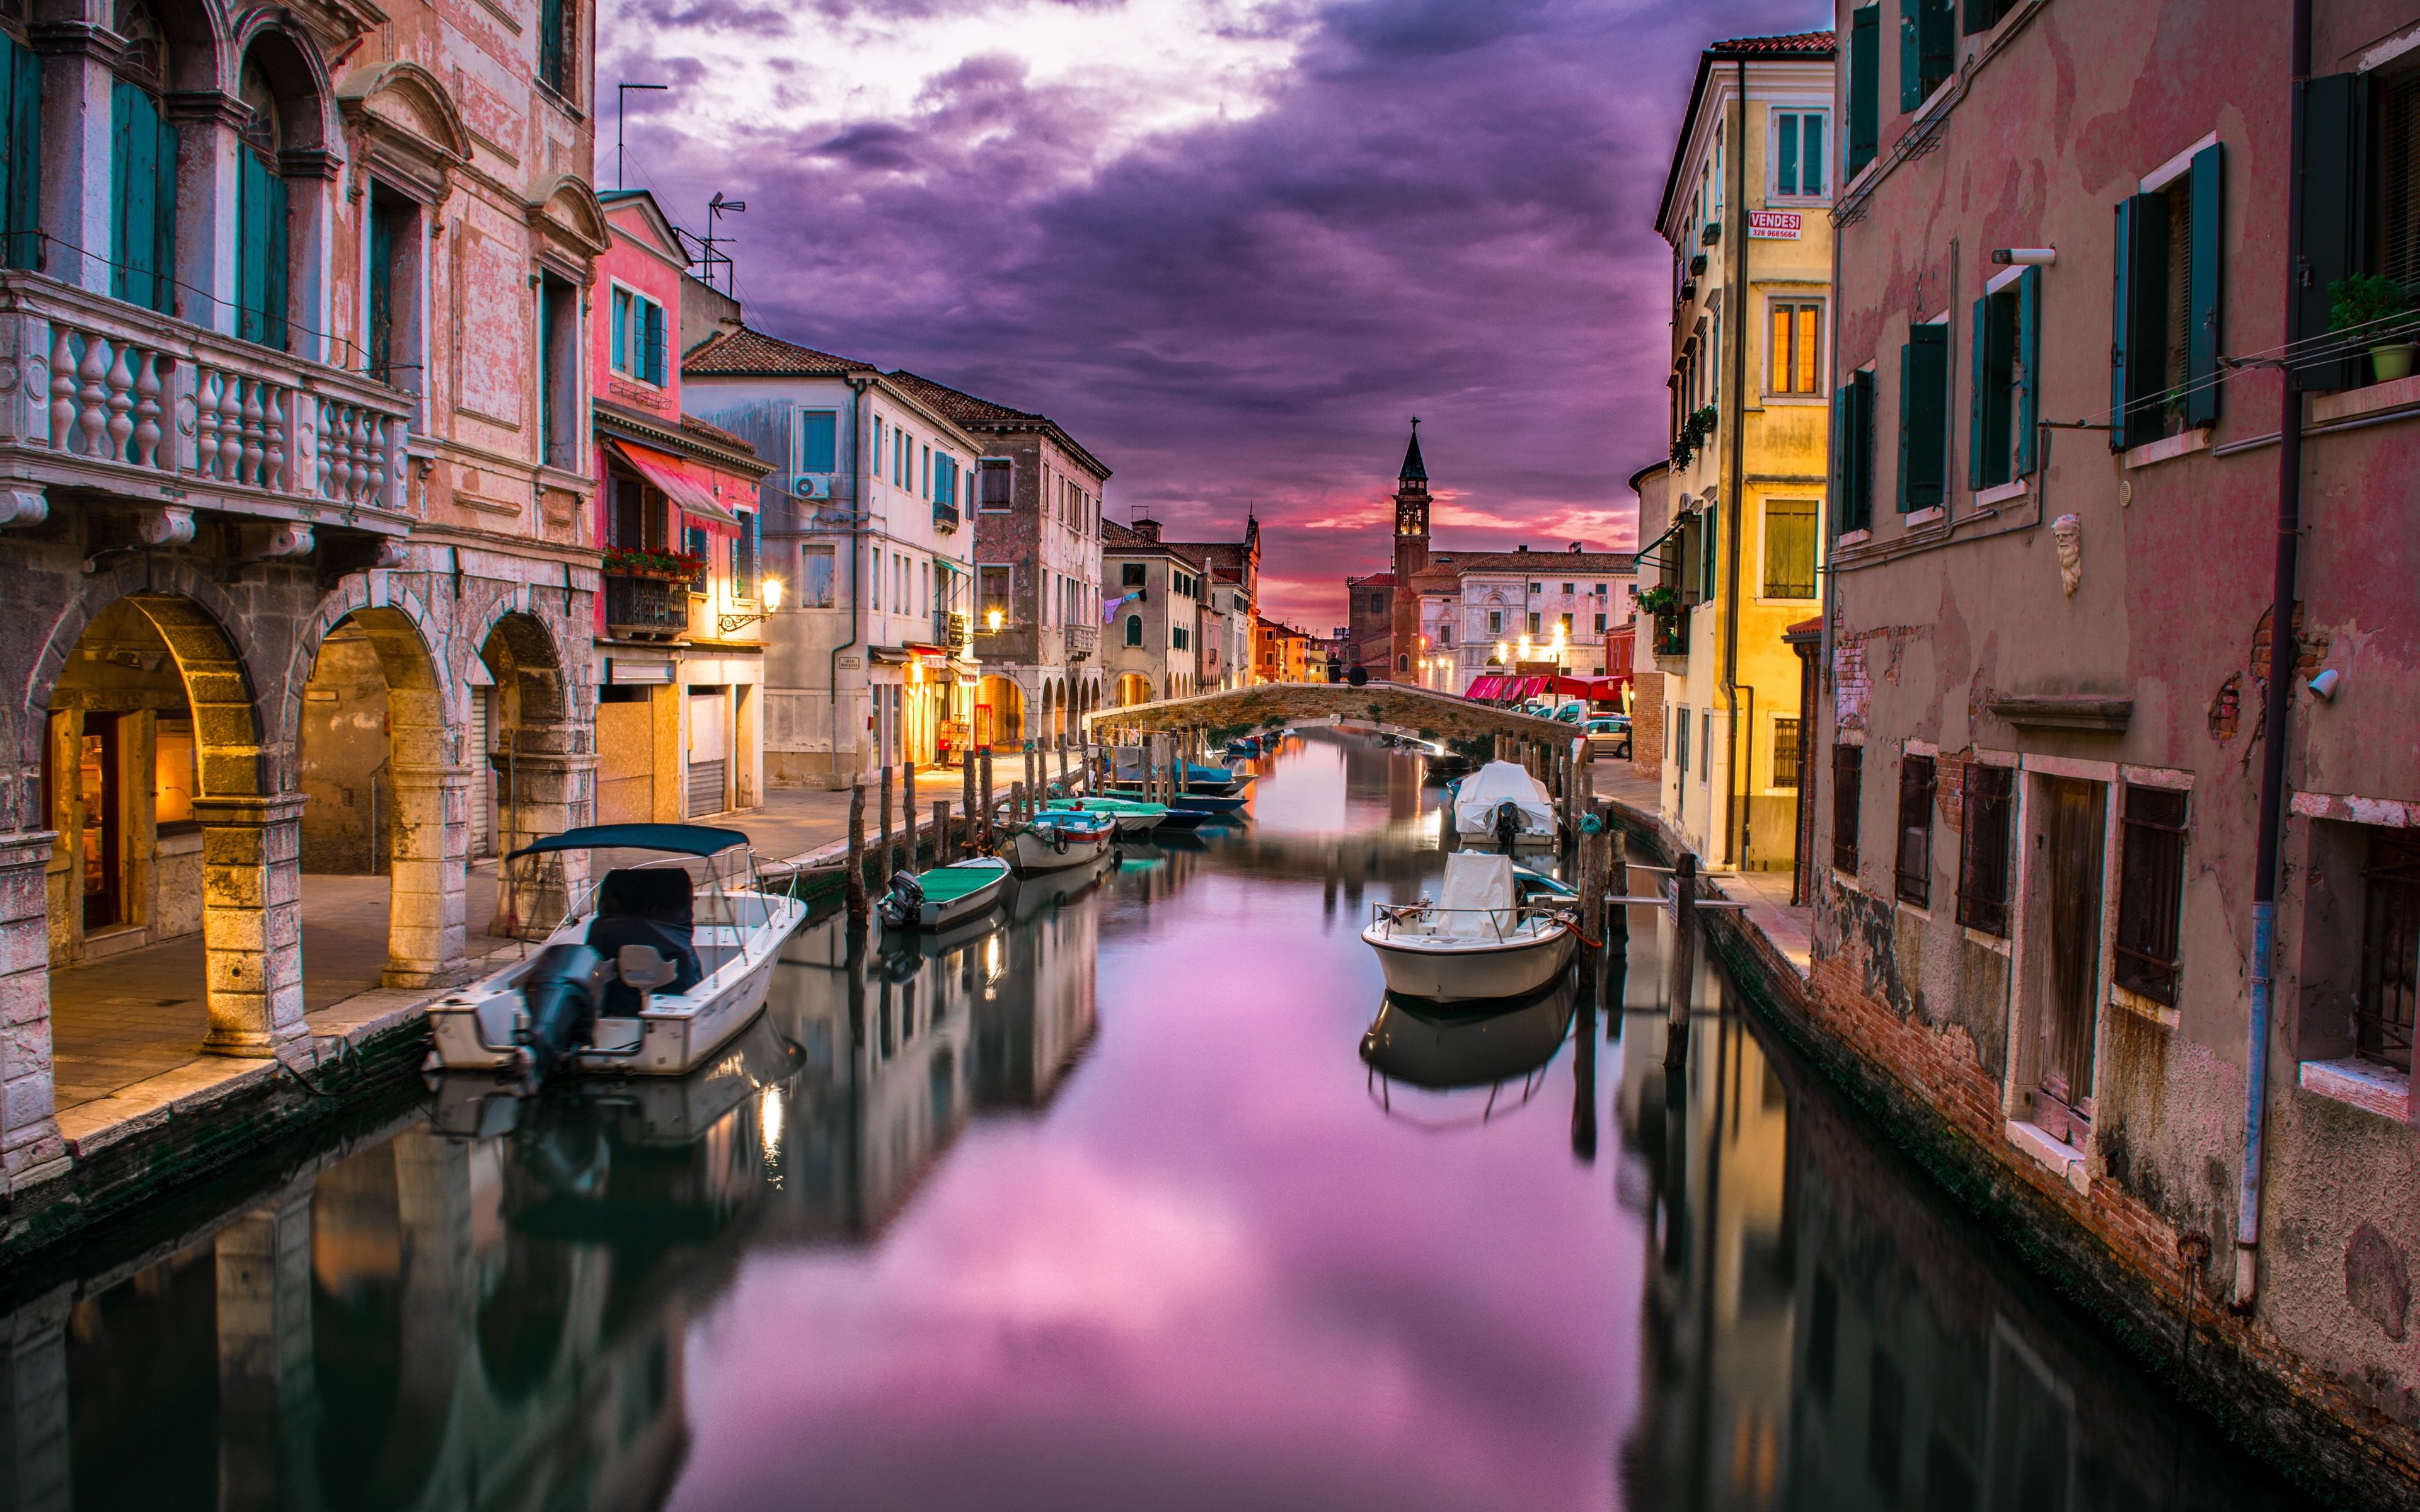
[608,438,740,525]
[1465,675,1504,700]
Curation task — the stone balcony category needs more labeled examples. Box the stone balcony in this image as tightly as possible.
[1063,622,1098,660]
[0,272,414,534]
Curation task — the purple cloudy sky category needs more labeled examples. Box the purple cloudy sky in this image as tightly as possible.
[604,0,1829,628]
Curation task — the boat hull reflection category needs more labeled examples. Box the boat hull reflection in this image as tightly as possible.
[1361,978,1576,1128]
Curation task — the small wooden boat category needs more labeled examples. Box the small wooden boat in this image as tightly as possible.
[1042,796,1168,835]
[1105,784,1249,813]
[879,856,1012,929]
[1007,811,1117,873]
[427,824,805,1084]
[1363,852,1576,1003]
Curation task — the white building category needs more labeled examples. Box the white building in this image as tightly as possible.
[684,328,981,785]
[1410,547,1639,694]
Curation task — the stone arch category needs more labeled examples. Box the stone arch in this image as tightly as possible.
[475,607,590,933]
[1039,680,1057,742]
[229,9,338,155]
[103,0,231,96]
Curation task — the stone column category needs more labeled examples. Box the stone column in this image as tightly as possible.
[0,1285,72,1512]
[488,735,597,936]
[194,796,309,1057]
[383,763,470,988]
[166,96,244,336]
[0,833,64,1194]
[216,1184,320,1512]
[37,42,113,295]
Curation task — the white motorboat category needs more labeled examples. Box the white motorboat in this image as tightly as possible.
[1451,760,1559,848]
[879,856,1013,929]
[1362,852,1577,1003]
[1007,810,1119,873]
[427,824,805,1084]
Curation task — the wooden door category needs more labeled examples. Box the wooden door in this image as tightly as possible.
[2039,777,2106,1145]
[79,714,122,930]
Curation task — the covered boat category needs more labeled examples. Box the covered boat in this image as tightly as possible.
[1007,810,1118,873]
[1450,760,1558,848]
[427,825,805,1084]
[879,856,1013,928]
[1362,852,1576,1003]
[1040,796,1167,835]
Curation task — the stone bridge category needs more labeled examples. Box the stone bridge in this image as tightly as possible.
[1080,680,1578,746]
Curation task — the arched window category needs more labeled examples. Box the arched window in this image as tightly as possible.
[235,58,288,348]
[1397,654,1409,672]
[110,3,176,313]
[1124,614,1142,647]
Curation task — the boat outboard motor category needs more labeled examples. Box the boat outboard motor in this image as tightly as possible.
[519,942,614,1085]
[880,871,925,926]
[1494,799,1524,855]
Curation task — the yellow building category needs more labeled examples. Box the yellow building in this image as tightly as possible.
[1645,29,1834,871]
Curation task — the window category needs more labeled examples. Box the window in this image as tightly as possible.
[1773,718,1801,789]
[1956,762,2015,936]
[1487,609,1504,634]
[798,411,837,473]
[538,271,579,470]
[1369,592,1386,614]
[1561,582,1575,595]
[1897,323,1948,510]
[539,0,574,98]
[921,444,931,500]
[935,457,959,508]
[234,61,288,346]
[1900,0,1954,112]
[1125,614,1143,647]
[1700,711,1711,781]
[1527,611,1541,636]
[1593,613,1607,634]
[1964,0,2020,34]
[1847,6,1880,177]
[2302,68,2420,389]
[1833,744,1863,873]
[894,429,908,488]
[732,513,758,598]
[367,184,424,395]
[1764,499,1818,597]
[610,286,667,384]
[1173,625,1190,651]
[153,716,193,827]
[1560,613,1574,634]
[0,28,38,272]
[1676,707,1691,775]
[608,473,664,548]
[1771,297,1819,392]
[1438,623,1453,645]
[977,564,1011,622]
[2112,143,2223,449]
[684,525,709,592]
[1832,369,1876,535]
[110,14,176,315]
[1699,507,1719,603]
[2358,830,2420,1072]
[1896,753,1936,906]
[978,457,1013,510]
[2114,784,2189,1004]
[1773,110,1828,198]
[1122,563,1145,588]
[800,544,835,607]
[1970,270,2041,488]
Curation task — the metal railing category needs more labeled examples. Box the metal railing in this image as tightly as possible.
[604,574,688,637]
[1367,900,1571,944]
[4,272,412,515]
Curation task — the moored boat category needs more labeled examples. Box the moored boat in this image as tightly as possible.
[1007,810,1119,873]
[1449,761,1558,848]
[878,856,1013,929]
[1361,852,1577,1003]
[1040,796,1168,835]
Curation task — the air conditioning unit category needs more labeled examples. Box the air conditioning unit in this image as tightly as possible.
[792,474,832,500]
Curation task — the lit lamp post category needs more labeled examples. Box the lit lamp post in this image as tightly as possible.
[718,575,783,634]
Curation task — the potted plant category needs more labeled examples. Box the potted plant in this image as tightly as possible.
[2328,275,2417,383]
[1635,585,1680,618]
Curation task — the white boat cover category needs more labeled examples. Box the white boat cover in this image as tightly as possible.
[1436,852,1516,938]
[1452,762,1556,838]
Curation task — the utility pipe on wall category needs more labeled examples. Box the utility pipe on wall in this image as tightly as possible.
[2237,0,2313,1312]
[829,375,875,788]
[1721,57,1749,869]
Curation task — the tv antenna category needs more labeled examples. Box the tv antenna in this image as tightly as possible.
[701,192,747,295]
[615,82,667,191]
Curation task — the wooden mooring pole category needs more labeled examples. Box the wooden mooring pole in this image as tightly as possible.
[846,781,868,919]
[933,799,950,863]
[961,748,977,857]
[878,765,894,874]
[903,759,918,867]
[1665,851,1697,1070]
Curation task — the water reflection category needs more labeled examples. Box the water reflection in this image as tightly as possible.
[1,732,2325,1510]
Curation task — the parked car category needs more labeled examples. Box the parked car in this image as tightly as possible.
[1584,717,1631,760]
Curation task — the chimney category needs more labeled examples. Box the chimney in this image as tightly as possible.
[1132,516,1161,541]
[1516,544,1529,553]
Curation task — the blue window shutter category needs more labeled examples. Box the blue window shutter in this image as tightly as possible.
[1805,113,1826,195]
[1920,0,1955,100]
[2016,268,2041,472]
[112,82,155,309]
[1898,339,1916,508]
[1899,325,1945,509]
[611,291,626,372]
[1778,114,1799,195]
[153,109,176,311]
[264,166,289,350]
[645,299,666,385]
[1899,0,1922,112]
[2293,75,2365,391]
[2185,143,2223,428]
[1849,8,1880,175]
[2109,198,2132,453]
[2114,192,2167,450]
[0,35,39,270]
[1832,386,1853,534]
[1852,370,1876,532]
[238,150,266,343]
[1968,297,1989,488]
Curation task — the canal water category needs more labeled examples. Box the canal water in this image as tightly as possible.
[3,733,2323,1510]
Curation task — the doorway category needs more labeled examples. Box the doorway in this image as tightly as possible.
[79,714,122,931]
[2037,777,2106,1148]
[688,687,729,817]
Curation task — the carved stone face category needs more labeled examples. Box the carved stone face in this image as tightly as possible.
[2052,513,2082,597]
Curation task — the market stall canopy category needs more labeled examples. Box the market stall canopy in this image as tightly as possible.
[608,439,740,525]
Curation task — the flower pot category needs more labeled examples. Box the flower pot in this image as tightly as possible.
[2370,343,2417,383]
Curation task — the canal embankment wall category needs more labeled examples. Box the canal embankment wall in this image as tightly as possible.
[1601,795,2419,1511]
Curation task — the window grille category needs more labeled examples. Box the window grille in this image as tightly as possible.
[1773,718,1801,789]
[1956,763,2015,936]
[1896,755,1936,906]
[2113,784,2189,1004]
[1832,744,1862,874]
[2358,829,2420,1072]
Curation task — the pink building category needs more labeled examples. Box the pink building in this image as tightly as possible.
[588,190,772,822]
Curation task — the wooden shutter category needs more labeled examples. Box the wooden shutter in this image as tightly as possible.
[1963,0,1997,33]
[2184,144,2224,427]
[645,299,666,384]
[2015,266,2041,473]
[610,289,626,371]
[1898,324,1946,510]
[1846,370,1876,532]
[1968,296,1989,488]
[369,206,393,381]
[2293,74,2365,391]
[1,35,39,270]
[238,149,291,346]
[1849,7,1879,176]
[111,83,176,314]
[2109,195,2175,451]
[1899,0,1923,112]
[1920,0,1955,100]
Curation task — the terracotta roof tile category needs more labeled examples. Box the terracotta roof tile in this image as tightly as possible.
[1708,29,1835,55]
[884,370,1113,481]
[683,326,873,377]
[1102,518,1206,568]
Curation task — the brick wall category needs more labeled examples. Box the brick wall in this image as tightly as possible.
[1630,672,1663,781]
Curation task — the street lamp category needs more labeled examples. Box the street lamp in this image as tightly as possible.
[986,608,1004,631]
[718,575,782,634]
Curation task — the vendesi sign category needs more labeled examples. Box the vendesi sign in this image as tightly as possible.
[1748,210,1802,239]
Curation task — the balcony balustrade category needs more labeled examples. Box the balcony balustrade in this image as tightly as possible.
[1063,622,1098,659]
[1,273,412,524]
[605,574,689,640]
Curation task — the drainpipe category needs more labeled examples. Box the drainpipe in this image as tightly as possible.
[2237,0,2312,1312]
[831,375,875,786]
[1721,58,1749,868]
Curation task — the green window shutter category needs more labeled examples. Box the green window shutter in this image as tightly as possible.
[1778,114,1799,195]
[1963,0,1996,33]
[112,82,159,310]
[1832,386,1854,534]
[1845,370,1876,533]
[2293,74,2365,391]
[1899,325,1946,510]
[610,290,626,371]
[645,300,666,385]
[2109,198,2133,452]
[264,168,289,349]
[2184,143,2223,428]
[1968,296,1989,488]
[1899,0,1923,112]
[2016,266,2041,472]
[1920,0,1955,99]
[1849,8,1879,176]
[154,112,177,312]
[1,33,42,271]
[2115,191,2167,450]
[238,150,290,348]
[1703,505,1719,603]
[369,207,393,380]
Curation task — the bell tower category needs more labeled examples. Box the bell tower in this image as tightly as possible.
[1390,420,1432,680]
